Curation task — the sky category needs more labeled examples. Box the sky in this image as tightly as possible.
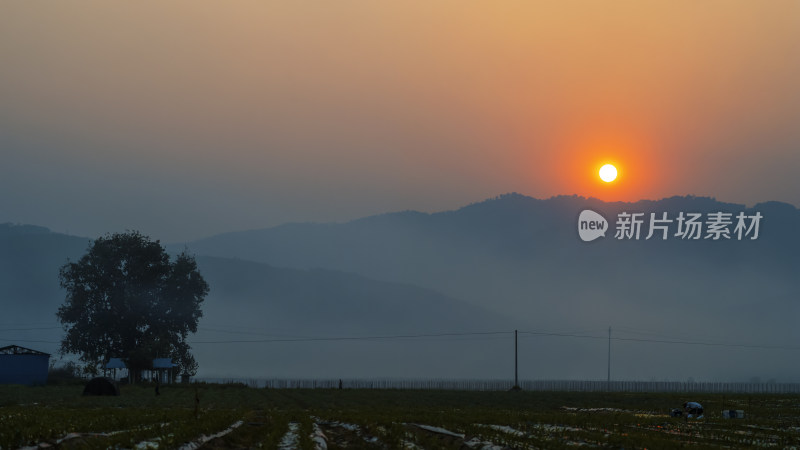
[1,1,799,242]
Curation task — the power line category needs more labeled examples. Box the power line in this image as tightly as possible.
[190,328,800,350]
[612,336,800,351]
[190,331,512,344]
[0,339,60,344]
[198,327,313,339]
[518,330,606,340]
[517,330,800,351]
[200,323,310,333]
[613,325,735,343]
[0,326,62,332]
[6,327,799,353]
[0,322,61,327]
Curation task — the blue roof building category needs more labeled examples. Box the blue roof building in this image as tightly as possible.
[0,345,50,386]
[104,358,127,370]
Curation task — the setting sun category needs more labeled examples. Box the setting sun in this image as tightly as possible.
[599,164,617,182]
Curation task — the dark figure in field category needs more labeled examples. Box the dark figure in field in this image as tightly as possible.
[194,387,200,419]
[683,401,703,418]
[339,379,343,390]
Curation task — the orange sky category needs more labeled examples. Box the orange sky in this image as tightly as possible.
[1,1,799,239]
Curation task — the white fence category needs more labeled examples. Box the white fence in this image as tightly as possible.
[196,378,800,393]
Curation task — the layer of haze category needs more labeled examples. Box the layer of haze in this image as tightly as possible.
[1,1,799,241]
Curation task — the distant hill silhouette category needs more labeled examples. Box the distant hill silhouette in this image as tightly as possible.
[2,193,800,381]
[0,224,517,378]
[182,194,800,381]
[184,194,800,306]
[0,223,90,320]
[191,256,518,378]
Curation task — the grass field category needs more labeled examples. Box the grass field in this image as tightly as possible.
[1,383,799,449]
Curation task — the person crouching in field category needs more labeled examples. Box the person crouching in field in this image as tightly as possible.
[683,401,704,418]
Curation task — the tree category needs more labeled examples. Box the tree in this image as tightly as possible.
[57,231,208,380]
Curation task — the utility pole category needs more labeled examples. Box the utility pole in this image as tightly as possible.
[607,326,611,385]
[514,329,519,389]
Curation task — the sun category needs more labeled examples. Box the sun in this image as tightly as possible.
[599,164,617,182]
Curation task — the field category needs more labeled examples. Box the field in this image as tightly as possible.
[1,384,799,449]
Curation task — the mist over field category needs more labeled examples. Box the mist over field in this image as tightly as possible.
[2,194,798,382]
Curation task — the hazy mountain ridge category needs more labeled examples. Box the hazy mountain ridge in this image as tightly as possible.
[0,226,517,377]
[191,255,521,377]
[183,194,800,302]
[195,255,513,336]
[181,194,800,380]
[2,194,800,380]
[0,224,91,312]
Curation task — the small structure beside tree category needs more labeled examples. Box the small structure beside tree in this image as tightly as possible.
[104,358,127,380]
[152,358,178,384]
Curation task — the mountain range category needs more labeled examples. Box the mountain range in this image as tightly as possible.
[2,194,799,380]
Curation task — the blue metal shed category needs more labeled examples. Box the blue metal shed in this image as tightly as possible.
[0,345,50,386]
